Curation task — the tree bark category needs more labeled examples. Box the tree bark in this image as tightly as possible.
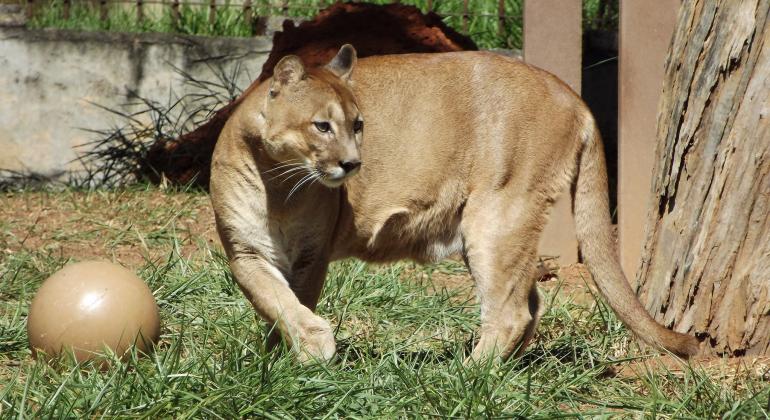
[637,0,770,356]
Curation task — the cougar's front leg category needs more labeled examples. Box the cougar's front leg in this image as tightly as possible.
[229,253,336,363]
[264,251,333,359]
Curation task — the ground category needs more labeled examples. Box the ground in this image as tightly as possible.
[1,187,768,417]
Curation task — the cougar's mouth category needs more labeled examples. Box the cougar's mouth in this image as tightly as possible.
[318,161,360,188]
[319,167,348,187]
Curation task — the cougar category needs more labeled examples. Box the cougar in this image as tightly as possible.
[209,45,700,362]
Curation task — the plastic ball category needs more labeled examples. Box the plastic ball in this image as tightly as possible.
[27,261,160,362]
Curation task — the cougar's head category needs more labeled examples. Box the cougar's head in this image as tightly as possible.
[259,44,363,188]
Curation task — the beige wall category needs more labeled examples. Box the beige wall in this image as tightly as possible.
[524,0,582,265]
[618,0,680,278]
[0,27,271,182]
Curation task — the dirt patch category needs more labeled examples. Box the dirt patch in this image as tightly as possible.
[1,189,219,269]
[612,354,770,383]
[539,263,597,305]
[407,259,599,306]
[426,270,474,294]
[424,269,475,306]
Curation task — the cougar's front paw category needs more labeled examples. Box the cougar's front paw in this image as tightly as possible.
[295,316,336,363]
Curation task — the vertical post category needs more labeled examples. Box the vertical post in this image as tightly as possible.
[209,0,216,26]
[497,0,504,37]
[243,0,253,33]
[62,0,71,20]
[171,0,180,28]
[462,0,469,33]
[618,0,680,277]
[523,0,582,266]
[426,0,433,13]
[100,0,108,22]
[25,0,34,20]
[137,0,143,23]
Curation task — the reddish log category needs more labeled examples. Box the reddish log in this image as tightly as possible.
[142,3,476,187]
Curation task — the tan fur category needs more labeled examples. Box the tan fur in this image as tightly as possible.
[210,46,700,363]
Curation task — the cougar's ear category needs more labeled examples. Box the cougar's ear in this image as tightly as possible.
[326,44,357,81]
[271,55,305,95]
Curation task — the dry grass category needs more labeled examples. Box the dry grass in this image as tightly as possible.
[1,187,217,268]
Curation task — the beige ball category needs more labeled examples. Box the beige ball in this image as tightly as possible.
[27,261,160,362]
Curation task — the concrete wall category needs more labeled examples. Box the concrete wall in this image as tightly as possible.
[0,26,272,181]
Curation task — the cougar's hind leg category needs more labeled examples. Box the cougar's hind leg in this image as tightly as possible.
[518,285,544,357]
[461,191,547,362]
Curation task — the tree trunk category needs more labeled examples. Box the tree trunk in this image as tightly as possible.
[637,0,770,356]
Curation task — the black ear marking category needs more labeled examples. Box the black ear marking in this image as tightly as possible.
[326,44,357,81]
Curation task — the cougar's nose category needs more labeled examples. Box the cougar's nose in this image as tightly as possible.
[339,160,361,174]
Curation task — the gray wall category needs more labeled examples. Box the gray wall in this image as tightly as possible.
[0,26,272,182]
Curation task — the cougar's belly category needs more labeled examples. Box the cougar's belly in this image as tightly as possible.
[336,200,465,264]
[332,176,468,264]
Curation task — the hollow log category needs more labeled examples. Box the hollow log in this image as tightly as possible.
[637,0,770,356]
[142,3,476,187]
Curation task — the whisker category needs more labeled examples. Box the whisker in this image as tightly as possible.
[269,166,307,182]
[263,161,299,172]
[263,164,302,176]
[309,170,324,188]
[286,172,313,199]
[285,172,317,202]
[297,171,319,191]
[262,160,303,174]
[308,178,322,191]
[278,170,308,185]
[285,176,312,202]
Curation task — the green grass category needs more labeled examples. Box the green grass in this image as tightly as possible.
[27,0,617,50]
[27,0,524,49]
[1,186,768,417]
[27,1,257,37]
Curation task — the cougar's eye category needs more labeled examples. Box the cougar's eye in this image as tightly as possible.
[314,121,332,133]
[353,119,364,134]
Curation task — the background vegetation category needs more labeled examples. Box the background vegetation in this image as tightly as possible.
[27,0,618,50]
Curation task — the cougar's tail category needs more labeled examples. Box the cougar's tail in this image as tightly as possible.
[571,114,699,358]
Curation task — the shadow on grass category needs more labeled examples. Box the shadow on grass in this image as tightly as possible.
[334,334,597,371]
